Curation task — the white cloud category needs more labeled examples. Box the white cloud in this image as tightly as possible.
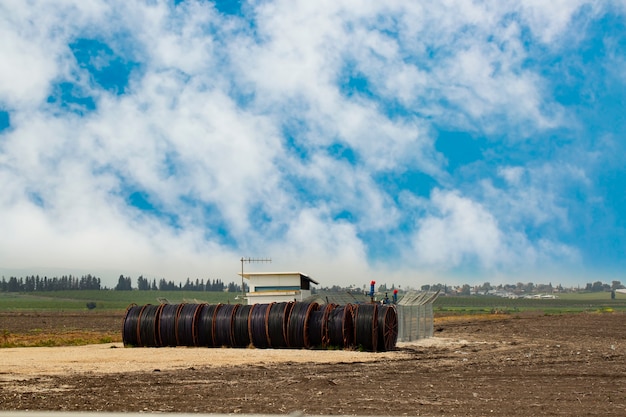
[411,189,504,269]
[0,0,111,107]
[409,188,581,274]
[0,0,611,287]
[518,0,598,43]
[484,163,589,231]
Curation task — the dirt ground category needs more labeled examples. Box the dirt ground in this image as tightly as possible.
[1,311,625,416]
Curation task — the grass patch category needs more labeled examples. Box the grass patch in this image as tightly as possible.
[0,330,121,348]
[0,290,238,311]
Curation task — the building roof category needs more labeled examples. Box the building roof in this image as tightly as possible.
[238,271,319,285]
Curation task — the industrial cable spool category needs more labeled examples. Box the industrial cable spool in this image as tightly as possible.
[197,303,221,347]
[353,303,378,352]
[138,304,162,347]
[248,303,272,348]
[123,301,389,351]
[377,305,398,351]
[122,304,141,347]
[213,303,239,347]
[232,304,253,347]
[286,301,319,348]
[327,303,354,349]
[267,301,293,348]
[307,309,325,348]
[176,303,205,346]
[308,303,335,348]
[158,303,181,346]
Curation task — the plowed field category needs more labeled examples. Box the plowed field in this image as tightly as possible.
[1,311,625,416]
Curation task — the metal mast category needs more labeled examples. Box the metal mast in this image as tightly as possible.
[240,257,271,303]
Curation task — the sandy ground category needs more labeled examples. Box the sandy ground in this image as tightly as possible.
[1,342,429,376]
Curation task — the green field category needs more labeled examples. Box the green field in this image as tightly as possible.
[2,290,626,314]
[0,290,239,311]
[434,292,626,314]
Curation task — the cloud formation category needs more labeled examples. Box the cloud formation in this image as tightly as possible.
[1,0,625,288]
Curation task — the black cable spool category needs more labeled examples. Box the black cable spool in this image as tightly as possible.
[122,304,141,347]
[353,303,378,352]
[138,304,162,347]
[197,303,220,347]
[133,304,149,346]
[213,303,239,347]
[319,303,335,348]
[191,303,207,346]
[194,304,208,346]
[308,303,335,348]
[377,305,398,352]
[267,302,293,348]
[232,304,252,347]
[248,303,271,348]
[174,303,189,346]
[176,303,205,346]
[158,303,180,346]
[307,309,326,348]
[193,303,208,346]
[327,304,354,349]
[286,302,319,348]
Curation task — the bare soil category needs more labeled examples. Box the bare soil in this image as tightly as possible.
[1,310,625,416]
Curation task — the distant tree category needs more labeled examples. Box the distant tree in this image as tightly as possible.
[115,275,132,291]
[213,279,225,292]
[137,276,150,291]
[591,281,604,292]
[228,281,241,293]
[7,277,20,292]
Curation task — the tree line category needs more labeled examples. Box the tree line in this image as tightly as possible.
[0,274,102,292]
[116,275,246,292]
[0,274,247,293]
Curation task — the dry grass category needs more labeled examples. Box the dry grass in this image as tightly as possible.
[434,313,513,325]
[1,330,121,348]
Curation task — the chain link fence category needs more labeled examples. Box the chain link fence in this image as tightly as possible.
[396,291,440,341]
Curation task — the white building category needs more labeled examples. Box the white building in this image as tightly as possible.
[239,271,319,305]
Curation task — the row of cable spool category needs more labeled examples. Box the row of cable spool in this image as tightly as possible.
[123,301,398,352]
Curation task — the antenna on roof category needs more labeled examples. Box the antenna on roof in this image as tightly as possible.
[240,257,272,303]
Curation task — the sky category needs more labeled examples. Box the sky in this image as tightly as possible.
[1,0,625,289]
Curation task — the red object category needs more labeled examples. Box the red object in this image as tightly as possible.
[393,289,398,294]
[370,280,376,285]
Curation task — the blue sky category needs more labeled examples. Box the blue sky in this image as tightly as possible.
[1,1,625,289]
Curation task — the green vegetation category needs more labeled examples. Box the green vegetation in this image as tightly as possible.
[0,290,240,311]
[434,292,626,315]
[3,288,626,315]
